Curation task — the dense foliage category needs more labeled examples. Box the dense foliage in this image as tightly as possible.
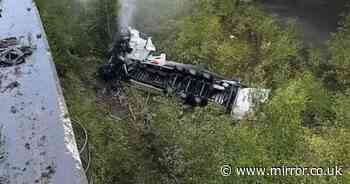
[35,0,350,183]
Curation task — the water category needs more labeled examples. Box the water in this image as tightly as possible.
[261,0,348,48]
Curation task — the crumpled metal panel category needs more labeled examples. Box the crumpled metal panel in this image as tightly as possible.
[0,0,88,183]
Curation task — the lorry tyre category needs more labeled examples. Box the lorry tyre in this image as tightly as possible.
[188,68,197,76]
[98,64,115,81]
[194,96,202,105]
[202,73,213,81]
[175,65,184,72]
[180,93,188,99]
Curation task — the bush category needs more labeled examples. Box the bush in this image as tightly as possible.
[329,14,350,90]
[160,2,304,88]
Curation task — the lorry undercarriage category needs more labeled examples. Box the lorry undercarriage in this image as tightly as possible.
[99,28,269,119]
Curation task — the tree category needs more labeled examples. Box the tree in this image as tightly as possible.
[329,14,350,90]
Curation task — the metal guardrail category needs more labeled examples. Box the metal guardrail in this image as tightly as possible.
[72,119,93,184]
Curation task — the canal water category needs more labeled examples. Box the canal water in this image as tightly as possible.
[261,0,348,48]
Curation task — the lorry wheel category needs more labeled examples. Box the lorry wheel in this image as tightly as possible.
[202,73,213,81]
[194,96,202,105]
[175,65,184,72]
[188,68,197,76]
[195,96,208,107]
[98,64,115,81]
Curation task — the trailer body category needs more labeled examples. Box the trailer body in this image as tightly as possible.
[100,28,269,119]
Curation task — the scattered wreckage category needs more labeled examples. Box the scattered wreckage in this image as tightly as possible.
[99,28,270,119]
[0,37,34,67]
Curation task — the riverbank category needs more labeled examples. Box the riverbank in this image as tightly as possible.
[260,0,348,48]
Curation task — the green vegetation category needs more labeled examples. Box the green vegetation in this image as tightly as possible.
[35,0,350,183]
[329,14,350,90]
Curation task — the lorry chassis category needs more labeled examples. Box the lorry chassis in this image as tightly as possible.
[99,28,268,119]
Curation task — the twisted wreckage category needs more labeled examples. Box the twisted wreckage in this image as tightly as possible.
[0,37,34,67]
[99,28,270,119]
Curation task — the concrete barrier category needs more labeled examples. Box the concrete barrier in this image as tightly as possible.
[0,0,88,183]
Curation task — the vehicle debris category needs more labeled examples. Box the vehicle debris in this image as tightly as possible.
[0,37,34,67]
[99,28,270,119]
[1,81,20,93]
[0,125,6,163]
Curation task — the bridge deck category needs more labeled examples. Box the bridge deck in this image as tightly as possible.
[0,0,88,183]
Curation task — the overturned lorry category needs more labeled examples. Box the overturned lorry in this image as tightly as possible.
[99,28,270,119]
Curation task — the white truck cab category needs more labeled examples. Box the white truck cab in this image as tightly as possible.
[231,88,270,120]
